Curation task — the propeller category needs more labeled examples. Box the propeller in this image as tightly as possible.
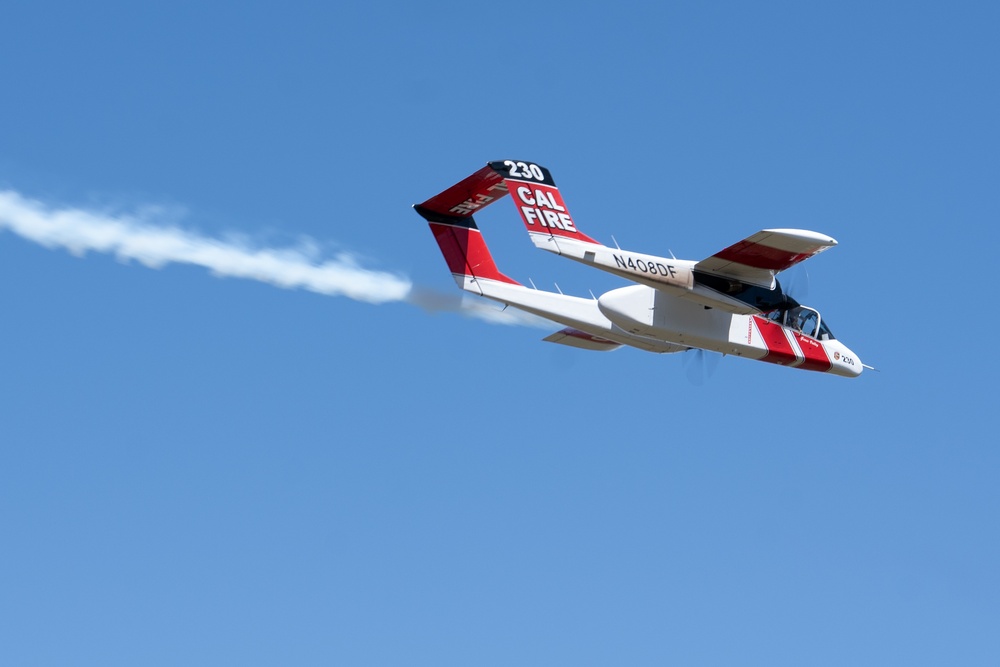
[781,265,810,303]
[683,348,721,385]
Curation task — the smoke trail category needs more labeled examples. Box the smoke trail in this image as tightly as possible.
[0,189,410,304]
[407,286,551,329]
[0,188,552,329]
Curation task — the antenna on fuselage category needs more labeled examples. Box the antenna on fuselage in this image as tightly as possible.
[611,235,621,249]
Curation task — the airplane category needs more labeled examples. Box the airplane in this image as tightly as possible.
[413,160,865,377]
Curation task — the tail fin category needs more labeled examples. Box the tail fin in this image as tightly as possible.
[488,160,599,245]
[413,160,600,293]
[413,166,519,294]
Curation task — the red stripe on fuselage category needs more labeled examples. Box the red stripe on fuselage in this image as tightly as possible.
[752,316,799,366]
[792,332,832,372]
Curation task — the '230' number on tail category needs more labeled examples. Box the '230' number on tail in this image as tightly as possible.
[504,160,545,181]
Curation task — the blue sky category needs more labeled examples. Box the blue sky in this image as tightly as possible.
[1,2,998,665]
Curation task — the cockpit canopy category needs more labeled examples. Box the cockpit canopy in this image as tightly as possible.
[764,305,835,341]
[787,306,834,340]
[697,272,837,341]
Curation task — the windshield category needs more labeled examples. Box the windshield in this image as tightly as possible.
[784,306,836,341]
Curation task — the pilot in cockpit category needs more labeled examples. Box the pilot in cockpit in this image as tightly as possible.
[783,306,835,341]
[762,306,835,341]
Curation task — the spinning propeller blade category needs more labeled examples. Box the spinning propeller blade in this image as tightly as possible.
[782,265,810,302]
[683,348,721,385]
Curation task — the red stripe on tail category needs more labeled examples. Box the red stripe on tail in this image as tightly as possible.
[417,166,509,219]
[428,221,519,285]
[506,180,599,244]
[488,160,600,245]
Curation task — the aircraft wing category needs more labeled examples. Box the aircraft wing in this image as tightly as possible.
[694,229,837,289]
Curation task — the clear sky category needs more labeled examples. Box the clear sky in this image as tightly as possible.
[2,2,998,665]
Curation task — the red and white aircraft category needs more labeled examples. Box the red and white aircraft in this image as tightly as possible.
[414,160,865,377]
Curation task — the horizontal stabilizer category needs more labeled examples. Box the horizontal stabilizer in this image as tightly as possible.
[543,327,622,351]
[414,165,509,222]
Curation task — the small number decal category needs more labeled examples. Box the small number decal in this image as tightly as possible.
[504,160,545,181]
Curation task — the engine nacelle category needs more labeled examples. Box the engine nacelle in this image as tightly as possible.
[597,285,656,335]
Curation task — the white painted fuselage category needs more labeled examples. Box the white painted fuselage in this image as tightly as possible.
[462,272,861,377]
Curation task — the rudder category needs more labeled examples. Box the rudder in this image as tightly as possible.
[488,160,599,245]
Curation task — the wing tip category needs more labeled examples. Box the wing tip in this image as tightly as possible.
[762,228,838,246]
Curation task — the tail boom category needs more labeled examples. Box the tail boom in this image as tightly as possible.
[468,278,689,354]
[413,161,687,354]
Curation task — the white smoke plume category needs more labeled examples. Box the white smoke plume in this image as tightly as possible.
[0,188,550,328]
[0,189,412,304]
[408,286,551,329]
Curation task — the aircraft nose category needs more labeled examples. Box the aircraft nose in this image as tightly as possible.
[829,344,863,377]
